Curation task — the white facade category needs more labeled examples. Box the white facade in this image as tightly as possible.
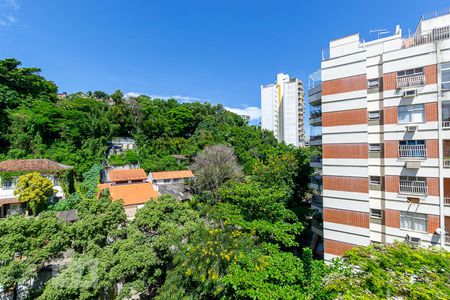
[312,9,450,261]
[261,73,305,146]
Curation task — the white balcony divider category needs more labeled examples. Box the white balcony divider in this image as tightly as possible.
[399,180,427,195]
[396,74,426,88]
[398,145,427,159]
[442,121,450,128]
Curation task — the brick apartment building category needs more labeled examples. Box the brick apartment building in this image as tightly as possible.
[309,8,450,261]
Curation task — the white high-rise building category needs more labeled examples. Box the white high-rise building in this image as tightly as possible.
[261,73,305,147]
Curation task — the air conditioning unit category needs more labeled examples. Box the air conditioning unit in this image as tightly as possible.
[405,125,418,132]
[403,89,417,98]
[406,233,422,246]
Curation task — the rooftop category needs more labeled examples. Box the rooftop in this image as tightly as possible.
[0,159,73,173]
[158,183,192,201]
[151,170,194,180]
[98,182,158,206]
[109,168,147,182]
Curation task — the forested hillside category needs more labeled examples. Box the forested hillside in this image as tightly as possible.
[0,59,449,299]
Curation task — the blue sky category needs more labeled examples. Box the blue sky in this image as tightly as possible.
[0,0,446,124]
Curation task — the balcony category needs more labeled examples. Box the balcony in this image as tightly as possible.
[446,235,450,246]
[310,156,322,168]
[309,109,322,126]
[396,74,426,88]
[398,145,427,160]
[310,135,322,146]
[308,85,322,106]
[311,194,323,210]
[399,179,428,196]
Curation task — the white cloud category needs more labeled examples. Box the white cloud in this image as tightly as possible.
[0,0,19,27]
[125,91,210,103]
[124,92,141,98]
[225,106,261,121]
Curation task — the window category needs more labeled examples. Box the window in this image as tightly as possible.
[368,79,379,88]
[163,179,171,183]
[368,111,380,120]
[2,179,14,189]
[441,62,450,90]
[369,144,381,152]
[398,104,424,124]
[397,68,423,77]
[400,212,427,232]
[369,176,381,185]
[370,209,383,219]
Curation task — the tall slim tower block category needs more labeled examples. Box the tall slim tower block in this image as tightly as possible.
[261,73,305,147]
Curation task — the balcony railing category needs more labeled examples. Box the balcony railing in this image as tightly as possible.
[442,121,450,128]
[397,74,426,88]
[398,145,427,159]
[399,180,428,196]
[445,197,450,206]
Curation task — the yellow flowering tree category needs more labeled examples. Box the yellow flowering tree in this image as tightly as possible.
[14,172,54,215]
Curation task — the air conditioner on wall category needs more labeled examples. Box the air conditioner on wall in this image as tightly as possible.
[403,89,417,98]
[405,125,418,132]
[406,233,422,246]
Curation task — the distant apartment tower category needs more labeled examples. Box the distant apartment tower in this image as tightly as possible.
[309,8,450,262]
[261,73,305,147]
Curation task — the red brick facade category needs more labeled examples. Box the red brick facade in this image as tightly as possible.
[427,214,440,234]
[323,176,368,193]
[385,209,400,228]
[323,144,368,159]
[322,109,367,127]
[324,239,358,256]
[384,106,397,124]
[324,208,369,228]
[425,102,438,122]
[322,74,367,95]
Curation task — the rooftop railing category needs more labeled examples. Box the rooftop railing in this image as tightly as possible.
[397,74,426,88]
[403,26,450,48]
[399,180,428,196]
[422,8,450,20]
[398,145,427,159]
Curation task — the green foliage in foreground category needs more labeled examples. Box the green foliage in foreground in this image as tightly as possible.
[326,242,450,299]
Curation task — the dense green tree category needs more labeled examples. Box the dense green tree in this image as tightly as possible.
[0,213,69,299]
[326,242,450,299]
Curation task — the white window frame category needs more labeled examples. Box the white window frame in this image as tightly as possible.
[400,212,428,232]
[397,68,424,77]
[441,62,450,91]
[370,209,383,219]
[369,144,381,152]
[369,176,381,185]
[398,104,425,124]
[368,111,380,120]
[368,79,379,88]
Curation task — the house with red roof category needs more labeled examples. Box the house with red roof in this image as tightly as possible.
[0,159,73,217]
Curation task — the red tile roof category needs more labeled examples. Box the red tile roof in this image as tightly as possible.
[0,198,20,206]
[109,169,147,182]
[98,183,158,206]
[151,170,194,180]
[0,159,72,172]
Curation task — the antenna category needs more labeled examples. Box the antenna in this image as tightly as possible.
[370,28,391,39]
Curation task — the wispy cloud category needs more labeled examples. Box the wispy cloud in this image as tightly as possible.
[225,106,261,121]
[0,0,19,27]
[125,91,211,103]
